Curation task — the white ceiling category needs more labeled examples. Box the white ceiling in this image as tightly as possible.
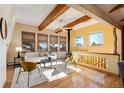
[97,4,124,25]
[74,19,99,30]
[13,4,57,26]
[13,4,99,31]
[47,7,85,30]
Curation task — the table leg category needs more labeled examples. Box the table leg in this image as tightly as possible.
[40,63,42,68]
[56,60,57,65]
[44,63,45,68]
[14,58,16,68]
[51,61,52,66]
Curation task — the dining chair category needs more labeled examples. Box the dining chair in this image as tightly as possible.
[16,61,41,87]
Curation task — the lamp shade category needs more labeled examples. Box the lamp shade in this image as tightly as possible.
[16,47,22,52]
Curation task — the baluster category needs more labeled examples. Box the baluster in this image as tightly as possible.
[94,57,97,67]
[91,56,93,66]
[87,56,89,64]
[101,57,106,69]
[83,56,85,64]
[100,57,102,68]
[93,57,95,66]
[104,58,106,69]
[82,55,84,63]
[89,56,91,66]
[79,55,81,63]
[77,56,80,63]
[98,57,101,68]
[84,56,86,64]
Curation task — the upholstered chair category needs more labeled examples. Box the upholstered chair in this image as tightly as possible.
[16,61,41,87]
[118,62,124,87]
[65,56,77,70]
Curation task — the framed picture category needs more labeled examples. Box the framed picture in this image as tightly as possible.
[0,17,7,39]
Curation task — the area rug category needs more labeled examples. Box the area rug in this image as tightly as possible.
[11,61,81,88]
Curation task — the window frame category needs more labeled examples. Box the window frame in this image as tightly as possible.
[89,32,104,46]
[75,35,84,47]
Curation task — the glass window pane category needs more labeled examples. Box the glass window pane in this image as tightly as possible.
[75,36,84,47]
[89,32,104,46]
[39,43,47,49]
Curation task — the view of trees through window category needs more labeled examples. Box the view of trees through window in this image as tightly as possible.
[75,36,84,47]
[89,32,104,46]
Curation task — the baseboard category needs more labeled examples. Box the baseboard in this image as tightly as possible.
[2,81,6,88]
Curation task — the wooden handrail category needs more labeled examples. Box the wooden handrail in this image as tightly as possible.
[73,51,120,56]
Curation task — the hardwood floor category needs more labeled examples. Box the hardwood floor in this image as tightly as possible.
[5,65,123,88]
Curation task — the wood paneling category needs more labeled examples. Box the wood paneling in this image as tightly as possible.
[121,26,124,60]
[39,4,69,31]
[109,4,124,13]
[63,15,91,28]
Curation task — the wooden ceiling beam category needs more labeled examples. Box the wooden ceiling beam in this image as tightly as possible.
[54,15,91,33]
[109,4,124,13]
[39,4,69,31]
[55,29,63,33]
[120,18,124,22]
[63,15,91,28]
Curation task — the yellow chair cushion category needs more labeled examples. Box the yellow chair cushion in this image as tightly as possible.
[21,61,37,72]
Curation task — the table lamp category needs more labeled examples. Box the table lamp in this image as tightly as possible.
[16,47,22,58]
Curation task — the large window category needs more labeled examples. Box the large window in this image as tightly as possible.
[22,32,35,52]
[75,36,84,47]
[37,34,48,52]
[49,35,58,52]
[59,36,66,51]
[89,32,104,46]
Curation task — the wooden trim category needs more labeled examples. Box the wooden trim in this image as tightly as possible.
[120,18,124,22]
[63,15,91,28]
[39,4,69,31]
[73,51,120,56]
[55,29,63,33]
[78,63,119,77]
[121,26,124,60]
[55,15,91,33]
[109,4,124,13]
[113,28,117,54]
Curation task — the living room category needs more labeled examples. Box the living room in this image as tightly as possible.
[0,4,124,89]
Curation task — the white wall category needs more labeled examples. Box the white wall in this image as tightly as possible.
[0,5,15,87]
